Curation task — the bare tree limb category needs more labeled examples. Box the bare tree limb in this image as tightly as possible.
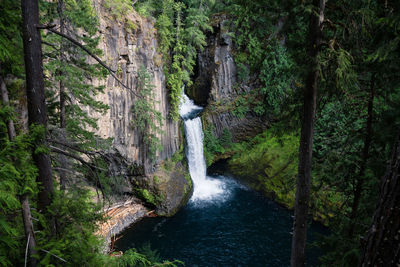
[52,167,76,174]
[24,233,30,267]
[40,249,68,263]
[50,145,107,171]
[41,26,139,97]
[35,23,56,29]
[48,138,97,155]
[50,147,106,200]
[42,41,60,50]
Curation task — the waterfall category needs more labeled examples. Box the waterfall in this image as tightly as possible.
[179,94,225,202]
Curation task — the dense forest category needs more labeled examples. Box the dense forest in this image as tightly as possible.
[0,0,399,266]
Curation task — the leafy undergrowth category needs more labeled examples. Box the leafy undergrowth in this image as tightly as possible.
[228,131,298,209]
[210,128,346,226]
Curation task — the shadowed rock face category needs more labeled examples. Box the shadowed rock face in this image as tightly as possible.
[90,3,180,175]
[188,15,237,106]
[189,14,268,142]
[86,3,191,217]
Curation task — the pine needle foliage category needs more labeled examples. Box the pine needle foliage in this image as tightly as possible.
[135,0,213,120]
[41,0,113,193]
[132,65,164,160]
[0,108,38,265]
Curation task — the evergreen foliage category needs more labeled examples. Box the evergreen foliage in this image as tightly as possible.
[135,0,212,120]
[229,130,299,208]
[42,0,109,138]
[1,0,400,265]
[201,1,400,265]
[0,0,23,75]
[203,126,232,166]
[132,65,164,160]
[0,0,183,265]
[0,109,37,265]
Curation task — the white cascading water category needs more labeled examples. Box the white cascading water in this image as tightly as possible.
[179,94,226,202]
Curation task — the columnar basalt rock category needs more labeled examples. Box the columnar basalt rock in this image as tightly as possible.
[189,15,268,142]
[91,3,180,174]
[87,3,191,217]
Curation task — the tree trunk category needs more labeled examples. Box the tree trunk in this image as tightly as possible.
[21,0,54,213]
[359,132,400,266]
[0,71,37,267]
[20,195,38,267]
[57,0,68,191]
[0,74,16,139]
[290,0,325,266]
[348,74,375,238]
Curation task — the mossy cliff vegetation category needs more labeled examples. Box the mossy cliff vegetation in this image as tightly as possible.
[0,0,192,265]
[131,147,192,217]
[1,0,400,265]
[189,1,400,265]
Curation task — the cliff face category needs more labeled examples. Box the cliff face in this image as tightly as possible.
[91,4,179,174]
[86,3,191,217]
[188,15,268,142]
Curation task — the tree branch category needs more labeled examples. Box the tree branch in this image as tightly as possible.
[50,146,106,199]
[35,23,56,29]
[42,41,60,50]
[50,145,106,171]
[42,27,139,97]
[48,138,97,155]
[40,249,67,263]
[24,233,30,267]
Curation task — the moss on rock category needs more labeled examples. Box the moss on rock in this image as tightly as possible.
[131,148,192,217]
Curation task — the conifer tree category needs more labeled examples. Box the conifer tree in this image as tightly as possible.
[0,68,38,266]
[291,0,325,266]
[21,0,54,226]
[359,131,400,266]
[41,0,110,192]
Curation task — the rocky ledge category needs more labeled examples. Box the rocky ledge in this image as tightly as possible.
[96,198,149,252]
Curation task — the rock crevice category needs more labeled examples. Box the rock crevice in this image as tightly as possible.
[91,4,179,174]
[88,3,191,219]
[189,15,268,142]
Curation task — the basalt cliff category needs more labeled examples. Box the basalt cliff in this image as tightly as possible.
[187,15,268,142]
[90,7,268,246]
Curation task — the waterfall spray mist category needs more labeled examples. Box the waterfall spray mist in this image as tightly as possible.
[179,94,226,202]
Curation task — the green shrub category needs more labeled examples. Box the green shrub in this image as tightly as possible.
[103,0,133,20]
[203,126,234,166]
[131,66,164,160]
[134,188,158,206]
[228,131,299,208]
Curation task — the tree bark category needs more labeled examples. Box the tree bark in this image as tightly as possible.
[21,195,37,267]
[21,0,54,213]
[290,0,325,266]
[0,70,37,267]
[348,74,375,238]
[359,131,400,266]
[57,0,68,191]
[0,76,16,140]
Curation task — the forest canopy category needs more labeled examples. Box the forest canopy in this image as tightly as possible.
[0,0,399,266]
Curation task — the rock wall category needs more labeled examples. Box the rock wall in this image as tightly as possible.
[90,2,180,174]
[86,2,192,217]
[188,15,268,142]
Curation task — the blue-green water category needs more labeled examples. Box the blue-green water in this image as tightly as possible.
[115,175,326,267]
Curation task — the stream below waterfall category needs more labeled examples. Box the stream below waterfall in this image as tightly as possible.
[115,94,327,266]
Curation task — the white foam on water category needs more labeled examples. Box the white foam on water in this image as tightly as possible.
[179,94,202,118]
[179,93,228,203]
